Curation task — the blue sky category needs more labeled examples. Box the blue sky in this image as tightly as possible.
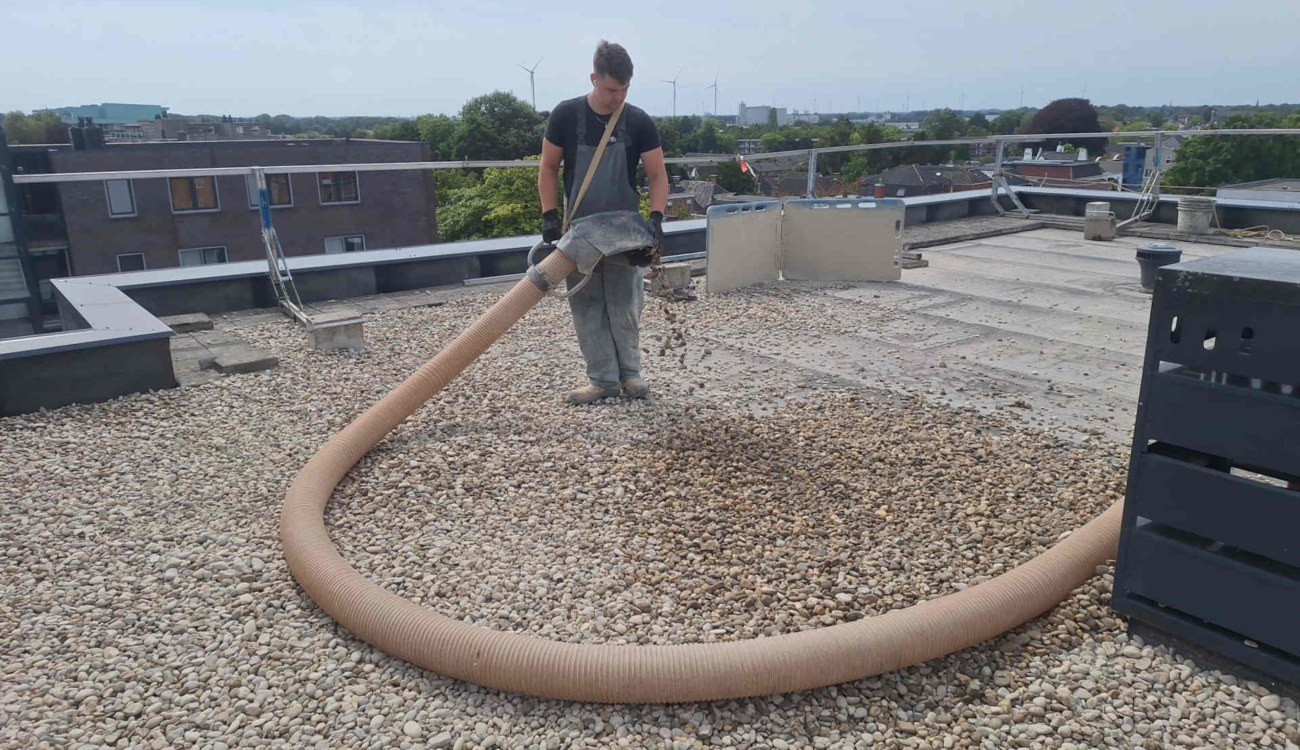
[2,0,1296,117]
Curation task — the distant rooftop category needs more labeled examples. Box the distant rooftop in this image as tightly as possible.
[34,102,169,125]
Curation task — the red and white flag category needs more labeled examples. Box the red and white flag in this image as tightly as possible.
[738,155,750,174]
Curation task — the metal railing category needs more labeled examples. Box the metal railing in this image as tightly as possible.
[13,129,1300,187]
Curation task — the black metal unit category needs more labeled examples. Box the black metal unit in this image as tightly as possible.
[1114,246,1300,686]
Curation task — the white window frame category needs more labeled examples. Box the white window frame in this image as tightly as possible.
[324,235,365,254]
[168,176,221,214]
[245,173,294,210]
[317,171,361,205]
[104,179,137,218]
[116,252,147,272]
[177,245,229,267]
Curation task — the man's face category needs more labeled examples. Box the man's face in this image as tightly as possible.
[590,73,630,112]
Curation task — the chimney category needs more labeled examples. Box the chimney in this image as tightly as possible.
[71,117,105,150]
[873,180,886,199]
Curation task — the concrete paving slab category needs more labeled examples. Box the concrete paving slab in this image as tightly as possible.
[214,348,279,374]
[158,313,214,333]
[901,267,1152,324]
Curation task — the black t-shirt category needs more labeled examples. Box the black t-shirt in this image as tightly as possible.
[543,96,661,198]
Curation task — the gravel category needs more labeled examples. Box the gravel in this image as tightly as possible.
[2,280,1297,750]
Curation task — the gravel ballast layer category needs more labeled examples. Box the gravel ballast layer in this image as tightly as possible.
[3,283,1298,750]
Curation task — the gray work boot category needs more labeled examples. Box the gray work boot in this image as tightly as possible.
[565,384,621,405]
[620,377,649,399]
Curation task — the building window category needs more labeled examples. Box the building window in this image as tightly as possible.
[104,179,136,217]
[324,235,365,254]
[169,176,219,212]
[178,246,228,267]
[116,253,146,272]
[318,171,360,204]
[246,173,293,209]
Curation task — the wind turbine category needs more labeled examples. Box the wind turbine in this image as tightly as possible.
[517,56,544,110]
[706,69,718,117]
[663,68,683,118]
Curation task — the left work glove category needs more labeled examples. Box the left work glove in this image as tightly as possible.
[628,211,665,268]
[541,209,563,244]
[648,211,666,251]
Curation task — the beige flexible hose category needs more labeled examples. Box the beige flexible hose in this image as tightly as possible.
[281,248,1123,703]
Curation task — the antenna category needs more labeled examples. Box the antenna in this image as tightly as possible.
[662,68,683,118]
[706,69,718,117]
[517,56,544,110]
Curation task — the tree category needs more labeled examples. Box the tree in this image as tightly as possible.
[453,91,545,161]
[966,112,990,130]
[1150,112,1166,128]
[2,111,69,145]
[760,132,786,152]
[657,118,681,156]
[1200,106,1214,125]
[1164,113,1300,188]
[436,156,561,241]
[923,108,965,141]
[417,114,459,159]
[715,161,752,193]
[991,110,1026,135]
[767,108,778,127]
[372,120,420,141]
[695,120,720,153]
[1028,98,1107,154]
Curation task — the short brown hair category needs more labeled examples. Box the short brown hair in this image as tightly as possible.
[593,41,633,84]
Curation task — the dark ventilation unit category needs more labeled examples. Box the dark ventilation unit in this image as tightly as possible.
[1113,246,1300,687]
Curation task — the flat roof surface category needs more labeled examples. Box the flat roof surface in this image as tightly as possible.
[5,222,1295,746]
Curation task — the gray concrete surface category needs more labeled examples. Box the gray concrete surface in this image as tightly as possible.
[159,313,213,333]
[170,328,279,385]
[688,228,1241,444]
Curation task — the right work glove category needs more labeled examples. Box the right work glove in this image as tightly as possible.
[541,209,562,243]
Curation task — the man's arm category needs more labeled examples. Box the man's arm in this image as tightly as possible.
[641,146,668,214]
[538,137,563,214]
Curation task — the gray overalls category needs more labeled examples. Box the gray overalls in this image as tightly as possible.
[564,107,645,390]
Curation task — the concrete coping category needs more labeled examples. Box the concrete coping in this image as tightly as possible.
[0,279,173,362]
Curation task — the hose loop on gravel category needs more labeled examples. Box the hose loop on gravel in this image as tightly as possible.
[280,248,1123,703]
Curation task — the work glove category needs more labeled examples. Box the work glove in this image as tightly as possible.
[628,211,665,268]
[541,209,562,243]
[649,211,665,251]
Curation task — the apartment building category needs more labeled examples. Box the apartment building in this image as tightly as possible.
[24,134,438,278]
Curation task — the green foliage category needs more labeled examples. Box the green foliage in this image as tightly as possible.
[760,132,786,151]
[2,111,69,144]
[258,114,409,138]
[657,119,681,156]
[840,153,873,185]
[696,120,720,153]
[991,110,1029,135]
[417,114,459,159]
[966,112,990,130]
[1164,113,1300,188]
[434,169,480,194]
[436,156,560,242]
[715,161,752,193]
[453,91,545,161]
[923,109,965,141]
[767,108,778,127]
[371,120,420,141]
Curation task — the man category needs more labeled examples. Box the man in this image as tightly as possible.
[538,40,669,405]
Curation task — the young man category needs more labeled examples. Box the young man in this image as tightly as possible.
[538,40,669,405]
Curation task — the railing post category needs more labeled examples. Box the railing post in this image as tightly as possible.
[805,149,817,198]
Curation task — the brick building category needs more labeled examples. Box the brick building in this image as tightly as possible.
[37,137,438,276]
